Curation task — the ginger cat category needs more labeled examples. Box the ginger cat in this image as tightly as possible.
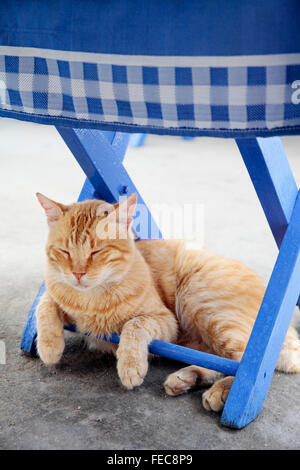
[36,193,300,412]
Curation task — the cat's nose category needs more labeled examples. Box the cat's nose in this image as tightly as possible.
[73,272,85,281]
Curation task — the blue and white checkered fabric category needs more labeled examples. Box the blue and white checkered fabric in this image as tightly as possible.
[1,49,300,136]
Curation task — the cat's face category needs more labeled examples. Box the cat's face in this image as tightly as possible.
[37,193,137,290]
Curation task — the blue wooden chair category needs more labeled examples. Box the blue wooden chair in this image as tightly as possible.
[1,0,300,429]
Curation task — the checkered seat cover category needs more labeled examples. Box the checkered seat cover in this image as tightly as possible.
[0,0,300,137]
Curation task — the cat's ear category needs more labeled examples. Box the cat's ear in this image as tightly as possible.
[36,193,67,225]
[115,193,137,229]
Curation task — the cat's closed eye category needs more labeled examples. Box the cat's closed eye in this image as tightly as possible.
[91,249,102,256]
[59,249,70,256]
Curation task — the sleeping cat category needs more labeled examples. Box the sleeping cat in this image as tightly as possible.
[36,192,300,412]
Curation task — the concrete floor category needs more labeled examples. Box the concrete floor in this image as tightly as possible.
[1,118,300,449]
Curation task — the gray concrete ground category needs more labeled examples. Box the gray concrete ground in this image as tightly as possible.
[1,118,300,449]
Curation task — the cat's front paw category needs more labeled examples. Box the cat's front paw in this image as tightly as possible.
[37,335,65,365]
[117,353,148,390]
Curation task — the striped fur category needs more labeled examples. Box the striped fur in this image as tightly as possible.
[36,195,300,410]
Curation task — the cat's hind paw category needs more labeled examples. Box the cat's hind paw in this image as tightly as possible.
[202,376,234,412]
[164,366,199,396]
[277,339,300,373]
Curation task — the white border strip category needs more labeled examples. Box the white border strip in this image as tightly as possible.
[0,46,300,67]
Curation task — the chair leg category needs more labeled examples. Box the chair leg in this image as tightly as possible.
[20,283,45,355]
[221,137,300,428]
[221,190,300,428]
[236,137,298,247]
[237,137,300,310]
